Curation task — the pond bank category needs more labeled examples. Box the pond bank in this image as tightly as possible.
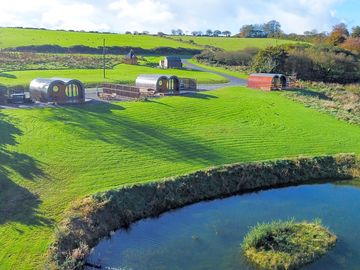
[48,154,359,269]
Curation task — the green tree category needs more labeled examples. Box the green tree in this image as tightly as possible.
[351,26,360,38]
[251,46,288,73]
[239,25,255,37]
[264,20,282,37]
[213,30,222,37]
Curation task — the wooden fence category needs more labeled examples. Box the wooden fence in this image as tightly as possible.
[102,84,141,99]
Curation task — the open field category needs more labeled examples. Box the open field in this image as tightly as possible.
[1,86,360,269]
[0,28,304,52]
[0,63,228,88]
[0,28,201,50]
[187,59,249,79]
[0,52,124,72]
[172,36,304,51]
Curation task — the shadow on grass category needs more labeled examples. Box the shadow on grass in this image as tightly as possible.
[181,92,218,100]
[44,102,236,166]
[288,88,331,101]
[0,72,17,79]
[0,112,51,226]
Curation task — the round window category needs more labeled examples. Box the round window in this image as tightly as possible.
[158,80,163,86]
[53,86,59,92]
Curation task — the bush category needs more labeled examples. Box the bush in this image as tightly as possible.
[251,44,360,84]
[242,219,337,270]
[251,46,288,73]
[285,46,360,83]
[194,47,259,66]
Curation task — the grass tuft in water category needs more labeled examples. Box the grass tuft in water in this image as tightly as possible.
[242,219,337,270]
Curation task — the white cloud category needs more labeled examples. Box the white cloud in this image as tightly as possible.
[0,0,352,34]
[0,0,110,31]
[108,0,174,32]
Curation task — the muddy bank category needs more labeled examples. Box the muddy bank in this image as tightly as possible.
[48,154,359,269]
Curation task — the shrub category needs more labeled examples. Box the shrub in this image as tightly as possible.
[251,46,288,73]
[251,44,360,84]
[194,47,259,66]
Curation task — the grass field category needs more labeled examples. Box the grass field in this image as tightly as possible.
[0,28,200,49]
[0,28,304,52]
[172,36,303,51]
[0,63,228,87]
[187,59,249,79]
[1,86,360,269]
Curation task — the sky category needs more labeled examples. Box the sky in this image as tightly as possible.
[0,0,359,35]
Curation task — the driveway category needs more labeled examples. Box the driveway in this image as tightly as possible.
[182,59,247,90]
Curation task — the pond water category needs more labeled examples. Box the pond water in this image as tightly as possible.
[86,180,360,270]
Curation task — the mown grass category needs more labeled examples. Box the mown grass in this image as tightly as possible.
[1,86,360,269]
[172,36,303,51]
[0,28,200,49]
[0,63,228,88]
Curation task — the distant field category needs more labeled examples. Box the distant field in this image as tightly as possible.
[0,63,228,87]
[0,28,304,52]
[187,59,249,79]
[172,36,303,51]
[0,28,200,49]
[1,86,360,269]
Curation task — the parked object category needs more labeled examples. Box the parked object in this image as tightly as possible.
[136,74,180,94]
[248,73,288,91]
[30,78,85,104]
[123,50,138,65]
[159,56,183,69]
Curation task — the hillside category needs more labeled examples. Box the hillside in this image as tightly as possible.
[0,28,303,52]
[1,86,360,269]
[0,28,201,50]
[172,36,304,51]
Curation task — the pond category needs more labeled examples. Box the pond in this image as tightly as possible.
[86,180,360,270]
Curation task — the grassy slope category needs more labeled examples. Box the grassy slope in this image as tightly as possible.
[187,59,249,79]
[173,36,302,51]
[1,86,360,269]
[0,63,228,87]
[0,28,200,49]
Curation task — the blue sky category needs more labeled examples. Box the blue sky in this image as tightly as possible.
[0,0,359,34]
[336,0,360,27]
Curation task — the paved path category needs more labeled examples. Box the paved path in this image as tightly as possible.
[182,59,247,90]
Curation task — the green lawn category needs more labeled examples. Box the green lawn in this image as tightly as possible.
[0,63,228,87]
[1,86,360,269]
[0,28,200,49]
[173,36,304,51]
[187,59,249,79]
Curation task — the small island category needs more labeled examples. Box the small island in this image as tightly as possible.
[242,220,337,270]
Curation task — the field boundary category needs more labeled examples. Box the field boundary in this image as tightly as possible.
[48,154,359,269]
[4,45,202,56]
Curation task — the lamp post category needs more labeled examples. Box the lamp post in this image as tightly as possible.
[103,38,106,79]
